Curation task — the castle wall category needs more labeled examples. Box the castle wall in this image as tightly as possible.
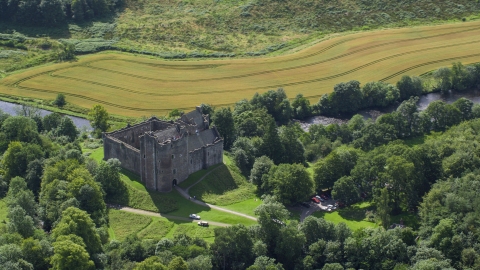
[140,134,157,190]
[103,135,141,175]
[155,137,190,192]
[109,122,152,149]
[204,142,224,168]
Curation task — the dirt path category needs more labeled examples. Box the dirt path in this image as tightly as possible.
[109,204,230,227]
[176,166,258,222]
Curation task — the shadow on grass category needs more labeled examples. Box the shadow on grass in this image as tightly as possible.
[189,164,239,198]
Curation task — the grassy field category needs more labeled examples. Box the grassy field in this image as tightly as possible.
[2,21,480,117]
[189,164,256,206]
[108,209,217,243]
[313,201,378,231]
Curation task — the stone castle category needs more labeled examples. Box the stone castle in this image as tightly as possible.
[103,107,223,192]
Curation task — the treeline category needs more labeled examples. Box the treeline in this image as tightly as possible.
[0,0,123,26]
[205,62,480,206]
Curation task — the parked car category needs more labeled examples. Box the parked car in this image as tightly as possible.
[189,214,200,220]
[327,204,334,209]
[311,197,320,204]
[198,221,209,227]
[300,202,311,208]
[320,194,328,200]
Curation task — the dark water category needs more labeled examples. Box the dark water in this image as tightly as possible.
[298,90,480,131]
[0,100,92,131]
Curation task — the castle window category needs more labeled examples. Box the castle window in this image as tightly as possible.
[143,155,145,158]
[172,154,175,159]
[190,159,193,164]
[208,152,210,156]
[173,169,176,174]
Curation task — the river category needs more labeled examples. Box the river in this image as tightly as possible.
[298,90,480,131]
[0,100,92,130]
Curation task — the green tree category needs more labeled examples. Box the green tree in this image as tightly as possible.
[94,158,125,199]
[254,196,290,254]
[51,237,95,270]
[332,176,359,205]
[43,113,63,132]
[434,67,453,93]
[269,163,314,205]
[396,75,423,100]
[212,107,235,150]
[291,94,312,120]
[275,221,306,269]
[330,80,363,113]
[51,207,103,257]
[39,0,65,25]
[261,117,284,164]
[376,188,391,229]
[278,124,305,164]
[1,116,41,147]
[7,206,35,238]
[135,256,167,270]
[88,104,109,136]
[211,224,254,270]
[56,117,79,141]
[21,238,52,270]
[313,147,360,190]
[382,156,415,212]
[2,142,44,180]
[168,256,188,270]
[250,156,274,191]
[187,255,212,270]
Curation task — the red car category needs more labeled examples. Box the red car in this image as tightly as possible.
[311,197,320,203]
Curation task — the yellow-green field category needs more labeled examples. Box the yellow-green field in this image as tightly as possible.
[2,21,480,117]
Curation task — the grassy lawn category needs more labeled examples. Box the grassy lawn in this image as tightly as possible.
[221,198,262,217]
[189,164,256,206]
[177,164,222,189]
[109,209,152,241]
[108,209,217,243]
[313,201,378,231]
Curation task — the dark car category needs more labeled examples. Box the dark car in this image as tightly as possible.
[300,202,311,208]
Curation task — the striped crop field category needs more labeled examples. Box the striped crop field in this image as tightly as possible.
[2,21,480,117]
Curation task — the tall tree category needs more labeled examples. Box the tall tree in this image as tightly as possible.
[269,164,314,205]
[376,187,391,229]
[212,107,235,150]
[88,104,109,136]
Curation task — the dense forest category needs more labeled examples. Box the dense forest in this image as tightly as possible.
[0,0,122,26]
[1,62,480,269]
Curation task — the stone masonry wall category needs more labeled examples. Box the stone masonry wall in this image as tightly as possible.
[103,135,141,175]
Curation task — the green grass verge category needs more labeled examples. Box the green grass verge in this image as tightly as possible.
[109,209,152,241]
[189,164,256,206]
[108,209,218,243]
[221,198,262,217]
[313,201,378,231]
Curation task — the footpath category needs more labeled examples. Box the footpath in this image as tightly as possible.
[108,204,230,227]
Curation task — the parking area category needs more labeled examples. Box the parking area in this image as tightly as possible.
[297,194,342,221]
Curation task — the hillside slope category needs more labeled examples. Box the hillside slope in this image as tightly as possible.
[113,0,480,53]
[1,0,480,59]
